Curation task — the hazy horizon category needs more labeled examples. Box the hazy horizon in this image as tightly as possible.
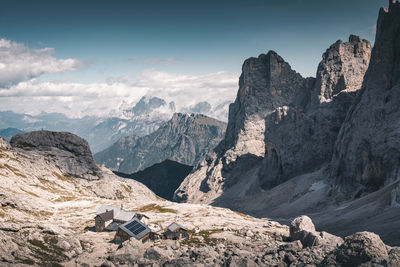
[0,0,385,119]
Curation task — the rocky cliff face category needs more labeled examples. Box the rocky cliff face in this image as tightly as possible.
[94,113,227,174]
[175,35,371,203]
[330,1,400,197]
[258,35,371,189]
[175,1,400,246]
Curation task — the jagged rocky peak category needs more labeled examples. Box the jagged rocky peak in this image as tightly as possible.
[311,35,372,106]
[10,130,93,158]
[171,112,226,127]
[223,50,312,156]
[175,35,373,203]
[130,96,167,116]
[330,0,400,196]
[235,50,309,115]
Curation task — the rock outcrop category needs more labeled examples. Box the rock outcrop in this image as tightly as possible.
[95,113,226,174]
[311,34,372,106]
[330,0,400,197]
[290,216,343,248]
[10,130,101,179]
[175,35,371,202]
[0,137,11,150]
[322,232,393,266]
[259,35,371,189]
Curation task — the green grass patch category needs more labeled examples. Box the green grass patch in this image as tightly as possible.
[122,184,132,193]
[53,195,76,202]
[182,229,224,246]
[133,203,177,214]
[52,171,71,182]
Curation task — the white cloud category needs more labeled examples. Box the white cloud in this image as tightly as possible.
[0,38,82,87]
[0,38,238,121]
[0,70,239,121]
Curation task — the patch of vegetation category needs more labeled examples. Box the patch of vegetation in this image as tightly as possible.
[234,211,251,218]
[27,235,68,266]
[53,195,76,202]
[15,256,36,265]
[0,152,21,163]
[133,203,177,214]
[20,188,40,198]
[34,177,66,194]
[0,211,5,218]
[182,229,224,246]
[122,184,132,193]
[115,189,125,200]
[24,209,54,219]
[52,171,71,182]
[0,164,27,178]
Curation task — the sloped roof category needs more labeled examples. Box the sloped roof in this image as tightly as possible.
[119,218,151,240]
[96,204,135,223]
[114,210,135,222]
[167,222,186,232]
[96,204,121,215]
[97,209,114,222]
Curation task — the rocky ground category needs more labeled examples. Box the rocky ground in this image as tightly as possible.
[0,133,399,266]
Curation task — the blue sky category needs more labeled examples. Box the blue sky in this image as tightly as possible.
[0,0,386,119]
[1,0,383,80]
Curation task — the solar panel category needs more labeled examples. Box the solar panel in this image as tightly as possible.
[125,220,147,236]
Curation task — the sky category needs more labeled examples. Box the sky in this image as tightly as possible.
[0,0,386,120]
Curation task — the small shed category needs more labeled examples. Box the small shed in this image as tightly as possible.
[163,222,189,240]
[115,218,151,242]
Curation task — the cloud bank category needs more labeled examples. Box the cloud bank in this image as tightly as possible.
[0,38,82,87]
[0,38,238,121]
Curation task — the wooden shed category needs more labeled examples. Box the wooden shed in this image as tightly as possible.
[163,222,189,240]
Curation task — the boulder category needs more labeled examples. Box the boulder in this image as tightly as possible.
[290,216,343,248]
[10,130,101,179]
[322,232,389,266]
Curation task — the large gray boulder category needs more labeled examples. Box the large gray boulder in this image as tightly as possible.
[290,216,343,248]
[10,130,101,179]
[10,130,93,158]
[322,232,389,266]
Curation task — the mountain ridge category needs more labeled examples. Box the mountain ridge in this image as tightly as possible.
[95,112,227,173]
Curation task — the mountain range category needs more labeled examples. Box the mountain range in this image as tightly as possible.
[0,96,230,154]
[175,1,400,246]
[94,113,227,173]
